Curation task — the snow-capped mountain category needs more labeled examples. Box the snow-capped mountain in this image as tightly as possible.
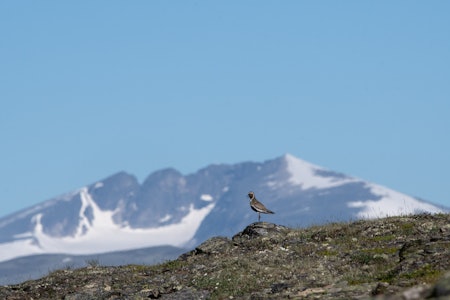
[0,154,446,265]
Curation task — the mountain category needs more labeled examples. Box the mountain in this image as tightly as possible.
[0,154,447,284]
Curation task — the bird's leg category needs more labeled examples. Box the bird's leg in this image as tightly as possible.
[258,213,261,222]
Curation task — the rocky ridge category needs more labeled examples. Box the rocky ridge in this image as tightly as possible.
[1,213,450,299]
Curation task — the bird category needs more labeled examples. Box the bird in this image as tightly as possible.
[247,191,275,222]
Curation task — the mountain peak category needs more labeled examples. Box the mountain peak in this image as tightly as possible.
[282,153,356,190]
[142,168,183,185]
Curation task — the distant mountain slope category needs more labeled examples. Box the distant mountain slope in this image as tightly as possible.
[0,245,186,286]
[0,154,446,265]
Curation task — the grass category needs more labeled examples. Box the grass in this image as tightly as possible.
[85,258,100,268]
[401,264,442,283]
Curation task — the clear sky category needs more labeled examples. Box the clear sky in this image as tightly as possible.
[1,1,449,218]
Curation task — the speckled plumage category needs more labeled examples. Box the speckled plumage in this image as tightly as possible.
[247,191,274,221]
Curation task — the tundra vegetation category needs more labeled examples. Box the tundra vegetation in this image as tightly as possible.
[1,213,449,299]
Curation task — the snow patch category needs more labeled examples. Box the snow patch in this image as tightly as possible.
[94,182,104,189]
[266,181,277,187]
[284,154,357,190]
[348,183,445,219]
[13,232,33,239]
[0,188,215,263]
[200,194,213,202]
[159,214,172,223]
[0,238,44,262]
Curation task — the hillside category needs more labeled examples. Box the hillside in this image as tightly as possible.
[1,213,450,299]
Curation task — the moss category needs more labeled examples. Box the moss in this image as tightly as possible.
[351,251,374,265]
[158,259,186,271]
[193,272,258,299]
[128,264,150,273]
[401,264,443,283]
[376,269,398,284]
[372,234,396,242]
[318,249,339,256]
[399,222,415,235]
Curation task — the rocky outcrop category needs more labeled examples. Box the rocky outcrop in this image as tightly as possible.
[1,213,450,299]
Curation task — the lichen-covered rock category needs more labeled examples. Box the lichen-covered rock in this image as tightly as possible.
[194,236,233,255]
[232,222,289,243]
[179,236,233,260]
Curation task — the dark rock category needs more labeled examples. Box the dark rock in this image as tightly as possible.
[372,282,390,295]
[232,222,289,243]
[430,271,450,297]
[271,282,290,293]
[160,287,209,299]
[178,237,232,260]
[148,288,161,299]
[194,236,232,255]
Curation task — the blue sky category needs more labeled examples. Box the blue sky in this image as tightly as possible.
[1,1,449,218]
